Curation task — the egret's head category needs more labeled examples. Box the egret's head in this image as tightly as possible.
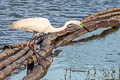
[64,20,84,27]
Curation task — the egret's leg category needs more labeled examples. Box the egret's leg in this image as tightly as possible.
[31,33,44,63]
[28,32,35,48]
[30,33,43,65]
[32,33,38,51]
[32,33,49,65]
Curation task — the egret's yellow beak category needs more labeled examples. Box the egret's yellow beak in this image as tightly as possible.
[80,23,84,27]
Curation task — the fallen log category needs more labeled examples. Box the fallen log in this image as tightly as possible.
[0,42,27,61]
[55,18,120,46]
[0,43,39,79]
[0,50,33,80]
[3,42,27,50]
[82,7,120,22]
[0,48,20,61]
[24,49,61,80]
[23,56,53,80]
[0,47,29,70]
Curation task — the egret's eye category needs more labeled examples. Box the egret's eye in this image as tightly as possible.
[80,23,84,27]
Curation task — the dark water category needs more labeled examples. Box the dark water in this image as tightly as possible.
[0,0,120,80]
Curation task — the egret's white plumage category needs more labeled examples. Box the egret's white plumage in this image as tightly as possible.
[10,17,84,63]
[11,17,83,34]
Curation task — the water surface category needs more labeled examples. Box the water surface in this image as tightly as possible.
[0,0,120,80]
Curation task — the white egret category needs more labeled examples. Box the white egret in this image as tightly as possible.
[11,17,84,33]
[10,17,84,46]
[10,17,85,63]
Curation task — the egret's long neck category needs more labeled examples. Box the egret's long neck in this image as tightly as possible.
[48,25,66,33]
[45,21,73,33]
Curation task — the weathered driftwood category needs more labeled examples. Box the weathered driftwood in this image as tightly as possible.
[23,49,61,80]
[0,47,29,70]
[82,7,120,22]
[55,18,120,47]
[0,7,120,80]
[0,50,33,80]
[23,56,53,80]
[55,7,120,46]
[0,42,27,61]
[3,42,27,50]
[0,43,39,79]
